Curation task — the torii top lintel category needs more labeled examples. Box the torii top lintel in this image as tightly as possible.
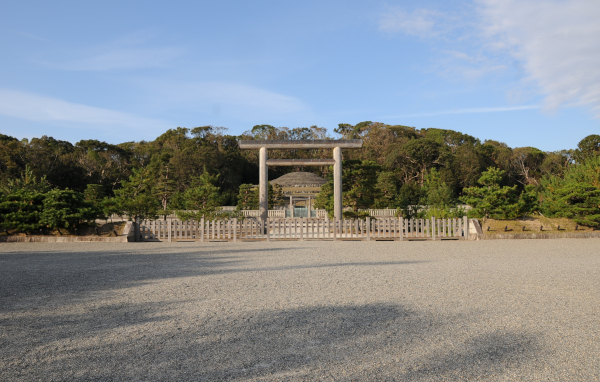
[238,139,363,150]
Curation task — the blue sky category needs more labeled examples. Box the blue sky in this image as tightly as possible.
[1,0,599,151]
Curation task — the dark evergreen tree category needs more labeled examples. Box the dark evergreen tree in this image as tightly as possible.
[113,168,160,220]
[573,134,600,164]
[540,156,600,227]
[0,190,44,233]
[39,189,97,229]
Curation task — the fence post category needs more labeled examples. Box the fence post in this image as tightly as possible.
[135,217,140,242]
[463,216,469,240]
[233,218,237,242]
[333,218,337,241]
[366,217,370,241]
[200,217,204,242]
[168,218,172,242]
[302,218,305,239]
[266,218,270,242]
[431,217,436,241]
[399,217,403,241]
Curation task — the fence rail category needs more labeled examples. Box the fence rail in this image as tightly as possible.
[240,210,286,217]
[105,206,473,222]
[136,217,469,242]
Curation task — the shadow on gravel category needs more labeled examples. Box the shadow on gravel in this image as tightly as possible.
[0,302,541,381]
[0,248,423,312]
[398,331,539,380]
[190,305,540,380]
[0,300,174,347]
[251,261,428,272]
[0,247,293,309]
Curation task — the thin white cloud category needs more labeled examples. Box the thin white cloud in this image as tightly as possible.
[14,31,47,42]
[45,31,184,71]
[59,47,183,71]
[384,105,539,119]
[379,8,441,37]
[0,89,168,130]
[379,2,600,117]
[378,6,506,80]
[435,49,508,80]
[195,82,307,114]
[478,0,600,116]
[142,81,309,116]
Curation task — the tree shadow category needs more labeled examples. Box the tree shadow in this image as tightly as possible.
[0,302,542,381]
[0,246,543,379]
[0,246,426,311]
[0,246,292,310]
[0,301,174,352]
[398,331,540,381]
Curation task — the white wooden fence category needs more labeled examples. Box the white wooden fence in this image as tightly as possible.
[105,206,470,222]
[241,208,395,218]
[136,217,469,242]
[240,210,286,217]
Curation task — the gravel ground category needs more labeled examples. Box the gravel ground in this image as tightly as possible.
[1,239,599,381]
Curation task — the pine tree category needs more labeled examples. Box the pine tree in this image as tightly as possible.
[1,164,51,193]
[540,156,600,227]
[269,183,286,209]
[460,167,534,219]
[315,161,382,217]
[375,171,398,208]
[421,168,454,208]
[179,167,221,219]
[39,189,97,229]
[0,189,44,233]
[113,168,160,221]
[0,166,49,233]
[343,160,382,212]
[236,184,259,210]
[153,165,176,211]
[84,184,105,204]
[396,182,422,219]
[314,181,334,218]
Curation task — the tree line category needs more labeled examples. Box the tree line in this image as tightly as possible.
[1,122,599,232]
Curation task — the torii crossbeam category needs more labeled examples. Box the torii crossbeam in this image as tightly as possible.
[238,139,363,221]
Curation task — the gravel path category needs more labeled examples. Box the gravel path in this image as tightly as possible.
[1,240,599,381]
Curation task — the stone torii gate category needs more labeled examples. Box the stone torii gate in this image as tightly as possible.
[238,139,363,221]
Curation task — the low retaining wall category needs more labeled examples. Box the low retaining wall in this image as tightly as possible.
[0,236,129,243]
[0,222,134,243]
[476,231,600,240]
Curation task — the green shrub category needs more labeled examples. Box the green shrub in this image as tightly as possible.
[540,156,600,227]
[0,190,44,232]
[39,189,98,229]
[460,167,537,219]
[342,210,371,220]
[423,205,468,219]
[113,168,160,221]
[236,184,259,210]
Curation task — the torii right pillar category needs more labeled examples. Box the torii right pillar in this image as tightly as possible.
[333,146,342,220]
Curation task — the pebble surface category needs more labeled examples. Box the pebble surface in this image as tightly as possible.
[1,239,599,381]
